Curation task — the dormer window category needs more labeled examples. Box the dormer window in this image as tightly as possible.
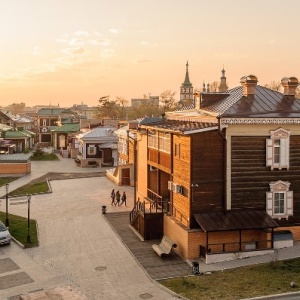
[266,128,290,170]
[266,180,293,219]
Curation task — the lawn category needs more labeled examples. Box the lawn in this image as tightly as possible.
[0,177,19,187]
[9,181,49,197]
[0,211,38,247]
[30,153,59,161]
[160,258,300,300]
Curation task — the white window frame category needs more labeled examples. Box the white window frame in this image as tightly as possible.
[266,128,290,170]
[158,132,170,153]
[148,131,158,149]
[266,180,293,219]
[87,144,96,155]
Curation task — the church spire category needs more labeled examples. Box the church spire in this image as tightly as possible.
[182,60,192,87]
[180,61,193,101]
[218,66,228,92]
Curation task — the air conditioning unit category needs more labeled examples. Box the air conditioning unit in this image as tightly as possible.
[172,183,182,194]
[168,181,173,190]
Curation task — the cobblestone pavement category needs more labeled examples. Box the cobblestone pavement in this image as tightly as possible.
[0,157,180,300]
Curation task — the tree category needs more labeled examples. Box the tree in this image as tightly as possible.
[160,90,176,112]
[264,81,282,92]
[6,102,26,114]
[97,96,129,120]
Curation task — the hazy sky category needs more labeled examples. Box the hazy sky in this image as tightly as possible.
[1,0,299,108]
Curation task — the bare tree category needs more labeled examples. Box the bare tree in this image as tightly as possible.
[160,90,176,112]
[264,81,282,92]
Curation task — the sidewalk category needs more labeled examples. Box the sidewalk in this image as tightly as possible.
[0,156,182,300]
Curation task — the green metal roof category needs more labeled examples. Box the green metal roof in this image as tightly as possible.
[37,108,71,116]
[51,123,80,133]
[4,130,31,138]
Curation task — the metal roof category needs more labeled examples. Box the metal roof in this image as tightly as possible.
[51,123,80,133]
[139,119,217,134]
[194,210,278,232]
[175,85,300,119]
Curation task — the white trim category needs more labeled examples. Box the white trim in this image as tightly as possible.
[183,126,219,135]
[221,118,300,126]
[226,135,231,210]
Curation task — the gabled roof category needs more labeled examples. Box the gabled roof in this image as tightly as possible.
[177,85,300,119]
[194,211,278,232]
[77,126,116,139]
[51,123,80,133]
[218,86,300,118]
[37,108,70,116]
[4,130,32,138]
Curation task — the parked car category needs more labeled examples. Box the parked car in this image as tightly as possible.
[0,221,11,245]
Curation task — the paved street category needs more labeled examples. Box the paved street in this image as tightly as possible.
[0,157,180,299]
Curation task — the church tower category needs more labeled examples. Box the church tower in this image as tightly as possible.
[218,67,228,92]
[180,61,193,100]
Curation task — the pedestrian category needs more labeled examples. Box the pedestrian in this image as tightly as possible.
[115,191,121,206]
[121,192,127,206]
[111,189,115,206]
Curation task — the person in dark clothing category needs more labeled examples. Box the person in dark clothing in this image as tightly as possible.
[115,191,121,206]
[111,189,115,206]
[121,192,127,206]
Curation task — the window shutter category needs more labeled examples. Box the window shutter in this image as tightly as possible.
[266,139,273,167]
[280,138,289,169]
[266,192,273,216]
[287,191,293,215]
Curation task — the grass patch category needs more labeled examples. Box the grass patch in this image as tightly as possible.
[9,181,49,197]
[30,153,59,161]
[0,212,38,248]
[160,260,300,300]
[0,177,19,188]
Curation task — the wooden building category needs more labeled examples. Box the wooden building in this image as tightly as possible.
[130,75,300,264]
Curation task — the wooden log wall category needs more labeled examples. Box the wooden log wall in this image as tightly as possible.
[231,136,300,226]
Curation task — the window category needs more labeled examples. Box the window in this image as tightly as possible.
[148,131,158,149]
[88,145,96,155]
[158,132,170,153]
[175,143,180,157]
[43,119,47,126]
[266,128,290,170]
[266,180,293,219]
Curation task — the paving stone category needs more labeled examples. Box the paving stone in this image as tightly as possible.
[0,272,34,290]
[0,258,20,274]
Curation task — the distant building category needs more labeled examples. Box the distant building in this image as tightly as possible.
[131,96,159,108]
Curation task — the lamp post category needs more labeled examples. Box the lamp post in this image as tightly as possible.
[5,183,9,227]
[27,194,31,243]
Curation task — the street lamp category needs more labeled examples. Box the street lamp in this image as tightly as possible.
[5,183,9,227]
[27,194,31,243]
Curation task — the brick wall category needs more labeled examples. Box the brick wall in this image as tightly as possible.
[0,162,31,175]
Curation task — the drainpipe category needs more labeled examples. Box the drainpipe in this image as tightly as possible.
[217,116,227,213]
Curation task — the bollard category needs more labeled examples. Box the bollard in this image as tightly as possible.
[102,205,107,214]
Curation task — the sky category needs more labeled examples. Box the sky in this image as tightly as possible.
[1,0,300,108]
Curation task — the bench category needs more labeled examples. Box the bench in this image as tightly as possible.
[152,235,177,257]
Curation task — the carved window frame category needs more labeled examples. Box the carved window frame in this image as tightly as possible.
[266,180,293,220]
[266,128,290,170]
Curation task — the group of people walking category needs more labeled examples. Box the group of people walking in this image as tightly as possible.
[110,189,127,206]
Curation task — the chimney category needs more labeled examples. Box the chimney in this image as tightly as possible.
[281,77,299,99]
[193,92,201,109]
[240,75,258,99]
